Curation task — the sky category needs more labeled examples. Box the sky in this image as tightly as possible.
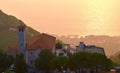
[0,0,120,36]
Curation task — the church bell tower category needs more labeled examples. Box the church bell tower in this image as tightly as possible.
[18,23,26,54]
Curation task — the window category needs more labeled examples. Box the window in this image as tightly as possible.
[59,53,64,56]
[30,52,32,55]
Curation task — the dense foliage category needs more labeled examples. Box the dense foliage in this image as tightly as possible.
[69,52,113,72]
[35,49,113,73]
[14,54,27,73]
[35,49,55,72]
[0,49,14,72]
[50,56,69,70]
[55,42,62,49]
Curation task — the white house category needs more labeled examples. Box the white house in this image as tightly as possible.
[55,44,73,56]
[76,42,105,55]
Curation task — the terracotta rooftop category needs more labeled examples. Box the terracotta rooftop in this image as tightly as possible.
[9,33,56,53]
[27,33,56,50]
[8,45,19,54]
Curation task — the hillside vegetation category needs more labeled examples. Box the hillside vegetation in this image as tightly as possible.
[0,10,39,51]
[111,53,120,65]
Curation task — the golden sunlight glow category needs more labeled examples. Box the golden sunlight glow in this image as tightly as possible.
[0,0,120,36]
[82,0,120,35]
[82,0,111,35]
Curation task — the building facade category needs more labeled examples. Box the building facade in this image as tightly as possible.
[26,33,56,73]
[76,42,105,55]
[55,44,73,56]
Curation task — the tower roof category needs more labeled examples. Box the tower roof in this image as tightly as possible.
[17,24,26,31]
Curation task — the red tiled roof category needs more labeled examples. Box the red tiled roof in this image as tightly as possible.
[27,33,56,50]
[8,33,56,53]
[8,45,19,54]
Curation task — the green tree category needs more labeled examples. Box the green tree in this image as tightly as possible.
[14,54,27,73]
[69,52,92,72]
[55,42,62,49]
[35,49,55,73]
[51,56,69,70]
[69,52,113,72]
[0,49,14,72]
[91,53,113,71]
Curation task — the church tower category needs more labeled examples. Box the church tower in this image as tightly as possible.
[18,23,26,54]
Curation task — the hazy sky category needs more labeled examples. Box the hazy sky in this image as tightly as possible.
[0,0,120,36]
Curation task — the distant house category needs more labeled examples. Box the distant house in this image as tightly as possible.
[76,42,105,55]
[55,44,73,56]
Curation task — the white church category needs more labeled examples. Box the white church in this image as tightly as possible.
[9,24,56,73]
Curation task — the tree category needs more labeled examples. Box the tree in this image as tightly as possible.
[69,52,92,73]
[91,53,113,71]
[0,49,14,72]
[69,52,113,72]
[55,42,62,49]
[35,49,55,73]
[14,54,27,73]
[51,56,69,71]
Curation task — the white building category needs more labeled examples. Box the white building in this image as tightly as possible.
[26,33,56,73]
[55,44,73,56]
[9,24,56,73]
[76,42,105,55]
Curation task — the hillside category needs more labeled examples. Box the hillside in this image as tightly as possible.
[111,53,120,65]
[0,10,40,51]
[111,50,120,65]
